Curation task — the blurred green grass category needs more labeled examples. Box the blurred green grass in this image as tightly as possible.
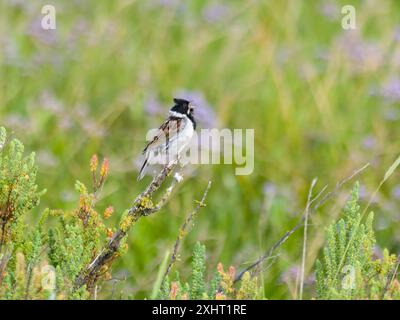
[1,0,400,299]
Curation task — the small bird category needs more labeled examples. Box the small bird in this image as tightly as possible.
[137,98,196,180]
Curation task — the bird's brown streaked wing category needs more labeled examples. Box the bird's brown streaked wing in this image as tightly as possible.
[142,117,183,154]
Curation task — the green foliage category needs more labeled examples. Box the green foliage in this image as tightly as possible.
[316,182,400,299]
[191,242,206,299]
[0,127,45,250]
[0,127,112,299]
[1,124,399,300]
[2,0,400,299]
[158,242,261,300]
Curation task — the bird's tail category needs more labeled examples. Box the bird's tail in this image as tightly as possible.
[137,158,148,181]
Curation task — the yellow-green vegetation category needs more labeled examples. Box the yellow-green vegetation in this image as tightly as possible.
[0,128,112,299]
[1,1,400,299]
[158,242,260,300]
[316,183,400,299]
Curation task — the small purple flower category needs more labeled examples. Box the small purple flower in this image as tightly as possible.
[263,182,277,197]
[155,0,179,6]
[74,104,89,120]
[373,245,384,260]
[4,114,32,131]
[358,184,368,200]
[26,18,58,46]
[383,107,400,121]
[203,3,230,24]
[361,135,376,150]
[59,116,73,130]
[392,185,400,199]
[394,26,400,42]
[149,0,186,12]
[281,266,300,283]
[144,94,163,116]
[381,77,400,103]
[66,18,90,52]
[174,89,218,128]
[281,265,315,285]
[276,46,292,65]
[314,46,330,61]
[81,120,106,138]
[39,91,63,113]
[336,31,383,73]
[318,0,339,21]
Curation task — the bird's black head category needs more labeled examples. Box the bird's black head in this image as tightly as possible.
[170,98,196,129]
[171,98,192,114]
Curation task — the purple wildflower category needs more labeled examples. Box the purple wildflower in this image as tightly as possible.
[58,116,73,130]
[382,107,400,121]
[358,184,368,200]
[394,26,400,42]
[281,265,315,286]
[336,31,383,73]
[318,0,339,21]
[372,245,384,260]
[4,114,33,131]
[26,18,58,46]
[381,77,400,103]
[263,182,277,197]
[81,120,106,138]
[66,18,91,52]
[276,46,293,65]
[144,94,164,116]
[155,0,179,6]
[392,185,400,199]
[39,91,63,113]
[203,3,230,24]
[149,0,186,13]
[361,135,376,150]
[314,46,330,61]
[74,104,89,120]
[281,266,300,283]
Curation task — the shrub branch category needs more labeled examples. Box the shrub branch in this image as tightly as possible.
[74,160,181,290]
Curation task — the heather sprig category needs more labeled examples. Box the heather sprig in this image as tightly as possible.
[0,127,45,251]
[316,182,400,299]
[158,242,261,300]
[0,128,114,299]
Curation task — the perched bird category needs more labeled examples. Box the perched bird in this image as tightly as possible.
[137,98,196,180]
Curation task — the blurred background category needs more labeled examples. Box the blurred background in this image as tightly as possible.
[1,0,400,299]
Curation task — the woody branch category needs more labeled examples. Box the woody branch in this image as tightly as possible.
[74,159,181,290]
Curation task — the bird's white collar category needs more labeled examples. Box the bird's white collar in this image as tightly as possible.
[168,110,185,118]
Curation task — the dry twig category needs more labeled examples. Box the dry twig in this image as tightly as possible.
[234,163,370,283]
[162,181,212,283]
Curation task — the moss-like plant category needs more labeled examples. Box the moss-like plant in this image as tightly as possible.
[316,182,400,299]
[159,242,261,300]
[0,127,113,299]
